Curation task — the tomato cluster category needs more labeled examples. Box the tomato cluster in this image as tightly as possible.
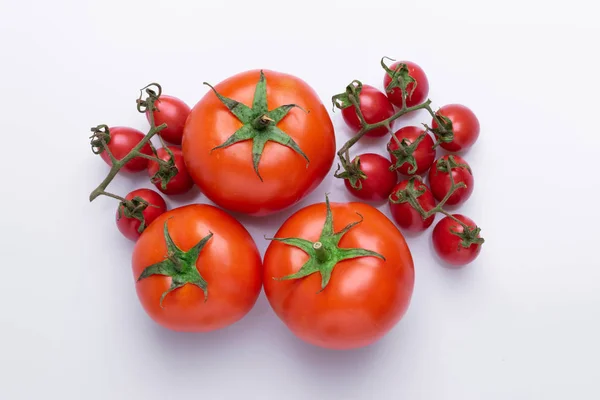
[88,61,484,351]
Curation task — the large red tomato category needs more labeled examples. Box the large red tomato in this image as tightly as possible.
[182,70,336,216]
[131,204,262,332]
[263,196,414,350]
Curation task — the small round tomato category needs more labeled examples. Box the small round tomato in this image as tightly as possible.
[389,179,436,233]
[146,95,191,145]
[183,69,335,216]
[428,155,473,206]
[132,204,263,332]
[432,104,480,152]
[432,214,483,267]
[344,153,397,202]
[99,127,153,173]
[148,147,194,195]
[388,126,436,176]
[263,196,414,350]
[116,188,167,241]
[383,61,429,108]
[341,84,394,137]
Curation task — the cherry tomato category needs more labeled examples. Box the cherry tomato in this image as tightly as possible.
[432,214,483,267]
[388,126,436,176]
[383,61,429,108]
[116,189,167,241]
[388,179,436,233]
[432,104,480,152]
[341,84,394,137]
[99,127,153,173]
[146,95,191,145]
[428,155,473,206]
[132,204,263,331]
[183,69,335,216]
[263,197,414,349]
[148,147,194,195]
[344,153,397,202]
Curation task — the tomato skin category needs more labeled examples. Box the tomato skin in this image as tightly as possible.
[132,204,263,332]
[389,180,436,233]
[182,69,336,216]
[388,126,436,176]
[116,189,167,241]
[383,61,429,108]
[148,147,194,195]
[428,155,474,206]
[146,95,191,145]
[344,153,397,202]
[99,127,152,173]
[433,104,480,152]
[341,84,394,137]
[432,214,481,266]
[263,200,414,350]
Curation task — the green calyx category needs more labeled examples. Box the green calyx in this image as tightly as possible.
[427,113,454,144]
[118,196,150,234]
[436,155,472,175]
[204,70,309,181]
[388,132,427,174]
[89,124,111,155]
[389,177,430,219]
[381,57,417,104]
[266,194,385,291]
[149,147,179,190]
[331,80,363,111]
[451,225,485,248]
[137,220,213,307]
[334,156,367,190]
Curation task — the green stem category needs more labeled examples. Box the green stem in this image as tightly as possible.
[252,114,273,130]
[313,242,329,263]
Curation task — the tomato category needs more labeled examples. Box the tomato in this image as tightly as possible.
[99,126,153,173]
[387,126,436,176]
[432,214,483,267]
[389,179,436,233]
[116,188,168,241]
[428,155,474,206]
[182,69,336,216]
[146,95,191,145]
[263,196,414,350]
[341,84,395,137]
[383,60,429,108]
[148,146,194,195]
[343,153,397,202]
[432,104,480,152]
[132,204,262,332]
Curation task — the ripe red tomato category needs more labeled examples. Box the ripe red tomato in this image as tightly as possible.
[432,214,483,267]
[146,95,191,145]
[263,196,414,350]
[148,147,194,195]
[341,84,394,137]
[388,126,436,176]
[343,153,397,202]
[99,126,153,173]
[389,179,436,233]
[428,155,473,206]
[183,69,336,216]
[432,104,480,152]
[116,188,167,241]
[132,204,263,332]
[383,61,429,108]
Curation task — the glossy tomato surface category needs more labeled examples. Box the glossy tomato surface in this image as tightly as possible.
[182,69,335,216]
[100,126,152,173]
[146,95,191,145]
[132,204,262,332]
[341,84,394,137]
[383,61,429,108]
[432,214,482,267]
[432,104,480,152]
[389,180,436,233]
[344,153,397,202]
[116,188,167,241]
[263,200,414,350]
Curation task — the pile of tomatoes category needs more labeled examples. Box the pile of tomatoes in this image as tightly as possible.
[89,60,483,350]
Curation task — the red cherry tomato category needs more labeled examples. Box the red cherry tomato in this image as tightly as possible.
[383,61,429,108]
[148,147,195,195]
[344,153,397,202]
[432,214,482,267]
[99,127,153,173]
[428,155,473,206]
[388,179,436,233]
[116,189,168,241]
[146,95,191,145]
[432,104,480,152]
[341,85,394,137]
[388,126,436,176]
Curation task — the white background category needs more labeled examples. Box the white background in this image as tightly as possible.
[1,1,599,399]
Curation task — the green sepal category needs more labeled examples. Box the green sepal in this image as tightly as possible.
[388,177,431,221]
[450,225,485,249]
[118,196,150,234]
[436,155,472,175]
[331,80,363,111]
[381,57,417,104]
[388,132,428,175]
[426,113,454,144]
[334,157,367,190]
